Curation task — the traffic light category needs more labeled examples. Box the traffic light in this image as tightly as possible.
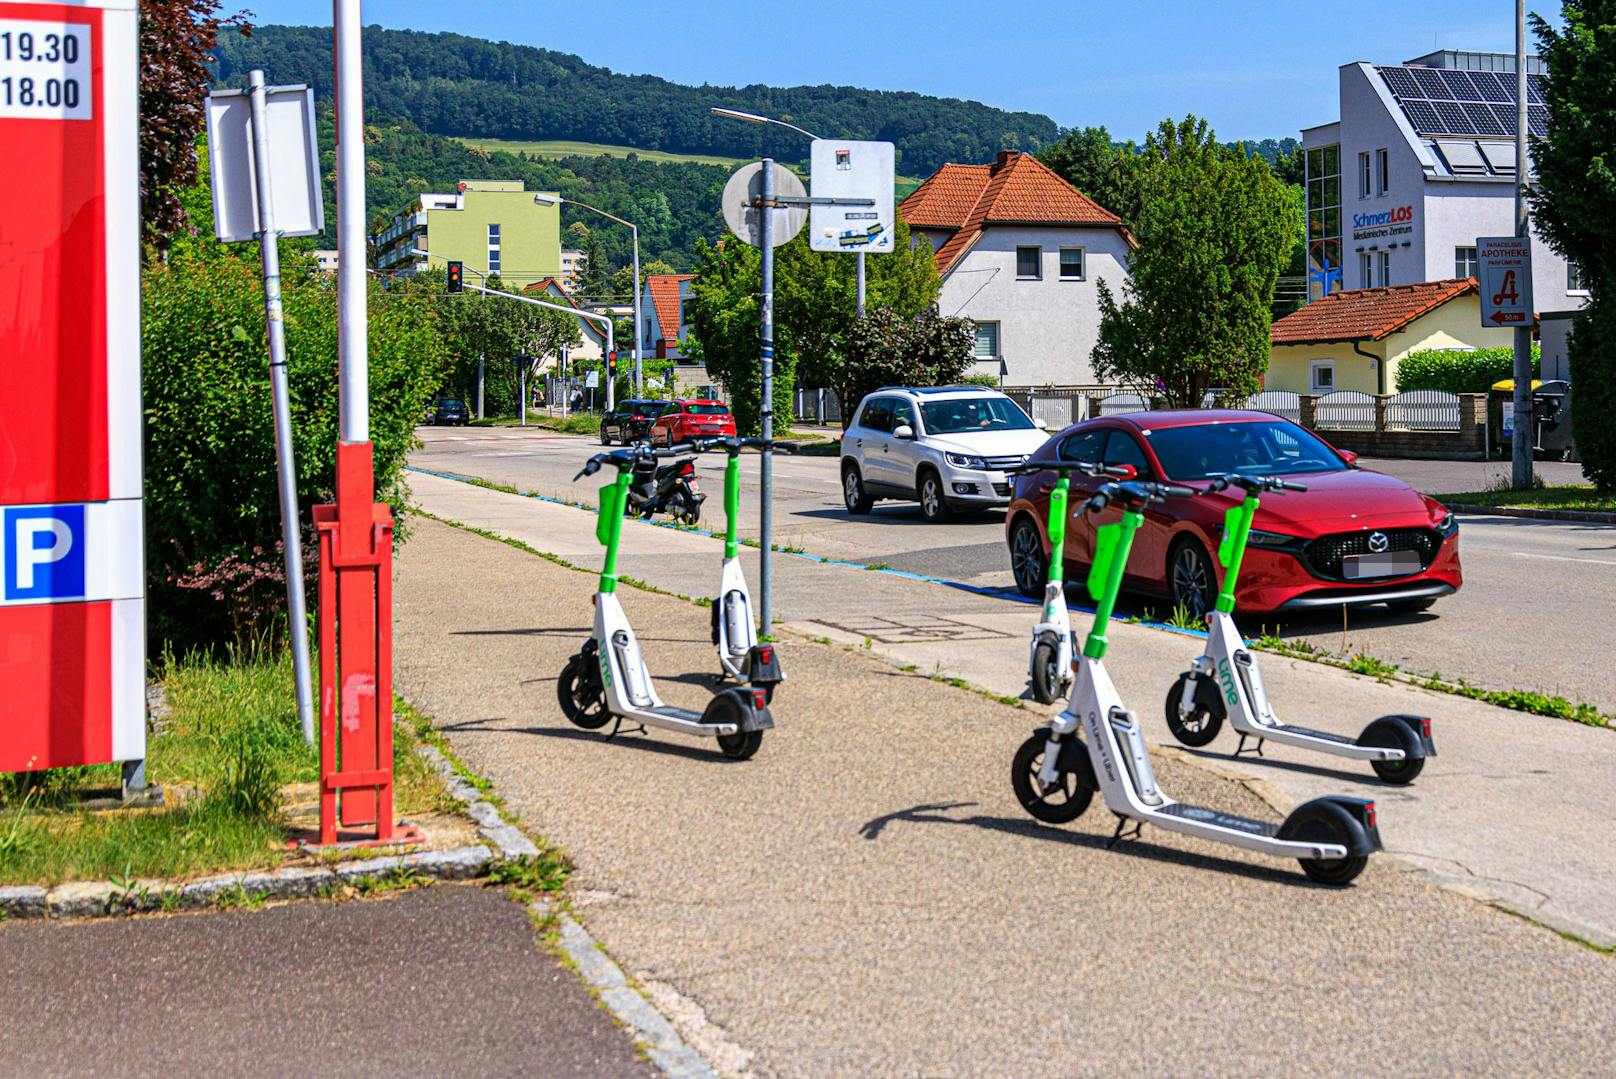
[607,350,618,378]
[446,261,464,293]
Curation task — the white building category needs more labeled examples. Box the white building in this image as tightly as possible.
[902,151,1134,387]
[1302,49,1588,313]
[559,248,584,293]
[640,273,696,360]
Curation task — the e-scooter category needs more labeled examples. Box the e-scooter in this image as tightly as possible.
[1010,459,1131,704]
[698,436,787,699]
[1010,477,1383,885]
[557,445,773,760]
[1163,473,1435,783]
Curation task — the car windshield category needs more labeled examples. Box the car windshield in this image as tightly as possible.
[919,397,1034,434]
[1144,421,1347,481]
[440,400,464,408]
[685,403,730,415]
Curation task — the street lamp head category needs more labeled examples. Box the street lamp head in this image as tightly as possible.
[532,193,564,206]
[710,106,771,125]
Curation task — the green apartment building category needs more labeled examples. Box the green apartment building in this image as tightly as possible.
[372,180,561,288]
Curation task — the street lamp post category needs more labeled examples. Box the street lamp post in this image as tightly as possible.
[536,194,643,398]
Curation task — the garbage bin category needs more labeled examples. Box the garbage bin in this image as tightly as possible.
[1490,378,1543,458]
[1533,379,1576,462]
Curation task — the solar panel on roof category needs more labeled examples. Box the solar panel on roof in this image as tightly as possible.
[1381,67,1422,98]
[1462,102,1506,135]
[1433,100,1470,131]
[1402,100,1443,132]
[1490,104,1519,136]
[1413,68,1454,98]
[1527,74,1546,104]
[1441,70,1483,100]
[1529,104,1550,136]
[1469,71,1508,99]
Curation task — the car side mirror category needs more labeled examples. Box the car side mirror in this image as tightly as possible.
[893,424,916,440]
[1033,417,1048,430]
[1339,449,1359,467]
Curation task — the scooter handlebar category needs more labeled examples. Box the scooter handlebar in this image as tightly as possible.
[1205,472,1309,495]
[1009,458,1130,477]
[1084,479,1195,513]
[689,436,797,455]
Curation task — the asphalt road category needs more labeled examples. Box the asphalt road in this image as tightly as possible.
[410,427,1616,711]
[391,516,1616,1075]
[0,886,653,1077]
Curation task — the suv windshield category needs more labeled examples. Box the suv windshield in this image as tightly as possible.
[1144,421,1347,480]
[919,396,1034,434]
[685,403,730,415]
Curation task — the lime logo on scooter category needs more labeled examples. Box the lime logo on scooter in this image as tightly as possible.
[1216,657,1239,707]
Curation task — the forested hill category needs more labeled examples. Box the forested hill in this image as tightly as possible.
[211,25,1059,176]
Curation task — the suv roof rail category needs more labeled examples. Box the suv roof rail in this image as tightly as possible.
[868,384,996,395]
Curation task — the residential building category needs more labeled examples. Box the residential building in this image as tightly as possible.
[1302,50,1585,310]
[641,273,697,360]
[522,278,608,363]
[901,151,1134,386]
[559,248,585,293]
[1267,278,1514,394]
[371,180,561,288]
[313,249,338,274]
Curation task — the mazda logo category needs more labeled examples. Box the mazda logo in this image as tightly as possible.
[1367,531,1389,553]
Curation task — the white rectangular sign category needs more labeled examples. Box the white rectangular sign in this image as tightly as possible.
[809,139,895,254]
[206,84,325,243]
[1477,235,1533,327]
[0,18,91,120]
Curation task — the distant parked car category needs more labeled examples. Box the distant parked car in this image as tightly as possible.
[429,398,470,425]
[650,399,737,446]
[600,399,674,445]
[839,385,1049,522]
[1004,409,1463,615]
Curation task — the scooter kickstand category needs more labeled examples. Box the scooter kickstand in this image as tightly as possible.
[604,715,647,740]
[1234,734,1265,758]
[1106,814,1143,850]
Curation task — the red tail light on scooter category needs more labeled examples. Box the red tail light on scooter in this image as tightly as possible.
[757,646,774,665]
[1365,802,1377,829]
[679,461,695,476]
[752,689,768,709]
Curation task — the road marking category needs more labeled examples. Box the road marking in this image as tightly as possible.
[1510,551,1616,566]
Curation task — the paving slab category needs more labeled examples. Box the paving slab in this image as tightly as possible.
[392,512,1616,1075]
[411,472,1616,948]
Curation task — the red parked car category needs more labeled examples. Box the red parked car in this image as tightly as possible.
[650,399,737,446]
[1005,410,1462,615]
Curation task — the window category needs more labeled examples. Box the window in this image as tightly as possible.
[1310,360,1336,393]
[487,222,501,275]
[920,397,1035,434]
[889,400,917,433]
[1015,246,1042,279]
[1147,421,1346,481]
[1569,262,1588,293]
[1101,431,1151,478]
[1376,148,1390,195]
[1379,250,1392,287]
[643,317,653,349]
[857,398,893,434]
[1058,247,1085,280]
[1455,246,1479,278]
[1359,251,1374,288]
[1058,429,1107,465]
[972,321,1000,359]
[1305,144,1343,301]
[1358,151,1371,198]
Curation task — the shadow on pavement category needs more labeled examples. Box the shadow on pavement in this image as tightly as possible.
[506,725,749,764]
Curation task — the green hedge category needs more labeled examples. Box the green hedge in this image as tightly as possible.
[1396,345,1540,394]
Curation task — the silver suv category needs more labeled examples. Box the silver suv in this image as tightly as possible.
[840,386,1049,522]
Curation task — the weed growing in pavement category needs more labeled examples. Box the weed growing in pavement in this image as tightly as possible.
[1164,603,1203,631]
[490,852,572,894]
[865,563,892,571]
[214,883,269,911]
[350,865,429,898]
[0,788,39,868]
[1347,654,1400,680]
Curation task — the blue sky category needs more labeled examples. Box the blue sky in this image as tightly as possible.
[241,1,1553,141]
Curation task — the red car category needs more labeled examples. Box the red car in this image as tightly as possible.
[650,399,737,446]
[1005,410,1462,615]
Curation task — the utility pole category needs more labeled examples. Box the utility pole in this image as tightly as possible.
[1511,0,1534,489]
[476,352,485,419]
[856,250,866,317]
[759,158,776,633]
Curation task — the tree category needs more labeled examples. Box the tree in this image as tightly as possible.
[1036,126,1142,224]
[568,222,613,303]
[439,276,583,415]
[140,0,248,253]
[1530,1,1616,490]
[1091,117,1302,407]
[684,238,780,435]
[839,307,976,414]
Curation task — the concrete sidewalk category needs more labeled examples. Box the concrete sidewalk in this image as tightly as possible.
[393,510,1616,1074]
[412,471,1616,949]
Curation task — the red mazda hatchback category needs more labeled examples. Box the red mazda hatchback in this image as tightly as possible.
[1005,410,1462,615]
[650,399,737,447]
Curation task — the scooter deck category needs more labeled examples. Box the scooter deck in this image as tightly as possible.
[647,705,702,722]
[1264,723,1357,746]
[1155,802,1279,838]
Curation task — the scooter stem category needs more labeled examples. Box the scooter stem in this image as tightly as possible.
[597,469,633,593]
[1082,509,1143,660]
[724,452,741,559]
[1215,494,1261,615]
[1046,476,1069,586]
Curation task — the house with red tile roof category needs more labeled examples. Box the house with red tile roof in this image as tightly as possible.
[1266,278,1515,394]
[902,151,1134,386]
[522,277,607,363]
[638,273,698,360]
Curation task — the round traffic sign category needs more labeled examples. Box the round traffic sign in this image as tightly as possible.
[721,161,807,248]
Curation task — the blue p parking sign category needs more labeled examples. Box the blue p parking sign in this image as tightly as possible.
[4,504,86,601]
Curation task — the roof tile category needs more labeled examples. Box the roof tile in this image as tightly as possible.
[646,273,697,339]
[1270,279,1478,344]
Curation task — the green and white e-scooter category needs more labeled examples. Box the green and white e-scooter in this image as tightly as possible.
[1011,459,1132,704]
[1163,473,1435,783]
[699,437,787,699]
[1010,477,1384,885]
[557,445,774,760]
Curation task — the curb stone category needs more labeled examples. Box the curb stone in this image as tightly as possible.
[539,901,719,1079]
[0,885,48,919]
[411,742,543,861]
[1448,503,1615,524]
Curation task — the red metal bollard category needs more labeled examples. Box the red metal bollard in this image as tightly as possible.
[312,441,414,846]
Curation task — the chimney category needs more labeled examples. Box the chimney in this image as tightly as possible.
[994,150,1017,170]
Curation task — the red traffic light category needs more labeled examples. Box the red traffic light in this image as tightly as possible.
[446,261,464,293]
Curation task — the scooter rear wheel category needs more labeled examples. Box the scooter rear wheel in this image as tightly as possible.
[1029,640,1064,705]
[1292,815,1369,885]
[1164,673,1223,748]
[1011,734,1093,824]
[718,729,763,760]
[557,648,613,730]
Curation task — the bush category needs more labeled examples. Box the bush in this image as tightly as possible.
[1569,306,1616,491]
[1395,345,1540,394]
[960,372,1001,388]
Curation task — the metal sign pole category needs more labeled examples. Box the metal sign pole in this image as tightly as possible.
[856,251,866,317]
[759,158,776,634]
[248,70,316,744]
[335,0,368,447]
[1511,0,1534,490]
[477,352,485,419]
[631,225,643,395]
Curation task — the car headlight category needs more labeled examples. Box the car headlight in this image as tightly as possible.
[1247,529,1299,548]
[944,452,988,470]
[1435,510,1459,537]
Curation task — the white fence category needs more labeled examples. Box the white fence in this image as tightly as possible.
[1239,390,1302,424]
[792,387,842,425]
[1097,392,1151,416]
[1314,390,1376,431]
[1385,389,1462,431]
[1028,394,1087,429]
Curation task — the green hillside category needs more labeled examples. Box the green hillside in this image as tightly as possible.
[456,138,751,170]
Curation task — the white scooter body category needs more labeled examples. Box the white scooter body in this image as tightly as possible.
[1182,611,1412,763]
[1028,581,1074,698]
[716,556,757,680]
[596,591,741,737]
[1039,655,1352,861]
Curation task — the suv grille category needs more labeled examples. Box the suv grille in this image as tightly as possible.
[983,455,1028,470]
[1303,528,1440,580]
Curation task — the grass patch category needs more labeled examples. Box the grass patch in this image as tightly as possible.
[1434,484,1615,514]
[458,136,754,169]
[534,413,602,436]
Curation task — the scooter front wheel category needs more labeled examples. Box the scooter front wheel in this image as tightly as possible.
[557,649,613,730]
[1011,734,1093,824]
[1030,639,1064,705]
[1164,672,1224,748]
